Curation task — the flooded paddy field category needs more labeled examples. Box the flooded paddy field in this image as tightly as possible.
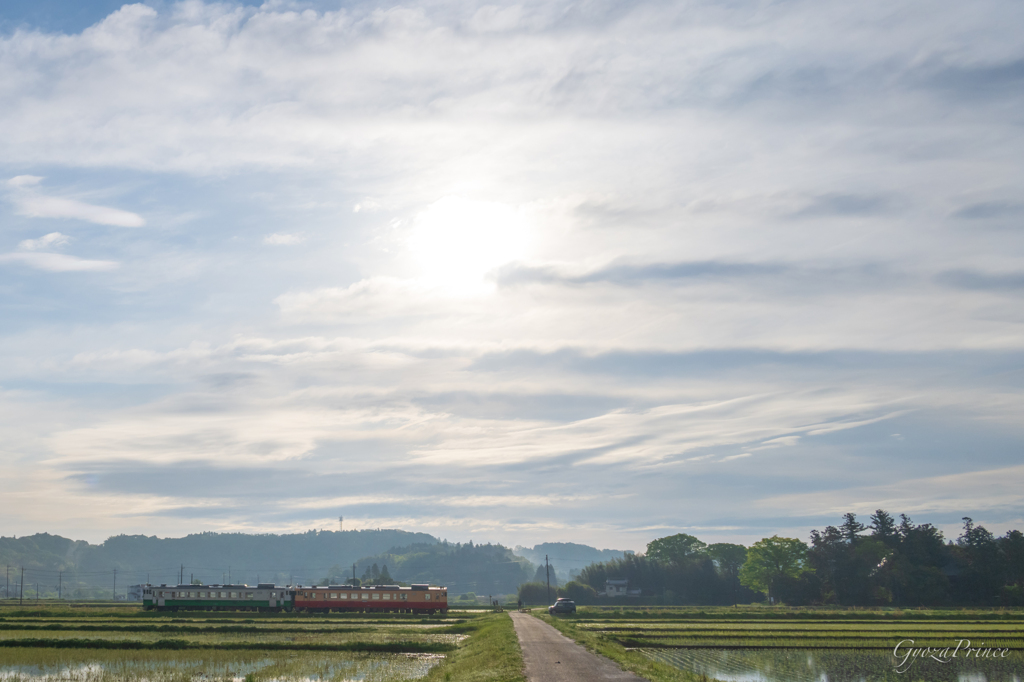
[642,647,1024,682]
[551,606,1024,681]
[0,607,482,682]
[0,650,441,682]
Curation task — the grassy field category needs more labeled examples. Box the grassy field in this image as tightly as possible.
[537,606,1024,681]
[421,612,525,682]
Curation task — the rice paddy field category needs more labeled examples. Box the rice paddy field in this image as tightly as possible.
[551,606,1024,681]
[0,605,486,682]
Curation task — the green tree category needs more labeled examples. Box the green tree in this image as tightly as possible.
[870,509,899,547]
[739,536,809,604]
[840,513,867,542]
[646,533,707,563]
[707,543,747,603]
[532,564,559,587]
[557,580,598,603]
[707,543,747,575]
[518,582,553,604]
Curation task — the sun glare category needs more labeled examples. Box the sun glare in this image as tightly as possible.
[408,196,530,292]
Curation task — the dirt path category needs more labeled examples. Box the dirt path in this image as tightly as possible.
[509,611,646,682]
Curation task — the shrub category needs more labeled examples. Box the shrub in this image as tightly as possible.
[558,581,598,604]
[517,582,554,604]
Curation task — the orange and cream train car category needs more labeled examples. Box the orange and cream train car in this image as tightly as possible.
[293,584,448,614]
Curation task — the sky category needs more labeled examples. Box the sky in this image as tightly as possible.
[1,0,1023,552]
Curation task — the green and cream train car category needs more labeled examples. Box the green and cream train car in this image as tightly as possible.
[142,583,293,611]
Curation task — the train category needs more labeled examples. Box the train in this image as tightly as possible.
[142,582,448,614]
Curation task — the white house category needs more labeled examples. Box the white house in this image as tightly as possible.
[605,579,628,597]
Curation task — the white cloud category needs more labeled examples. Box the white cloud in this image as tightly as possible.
[263,232,305,245]
[0,252,118,272]
[757,464,1024,520]
[6,177,145,227]
[19,232,70,251]
[720,453,752,462]
[274,277,451,321]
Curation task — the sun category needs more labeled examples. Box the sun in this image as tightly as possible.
[407,196,530,292]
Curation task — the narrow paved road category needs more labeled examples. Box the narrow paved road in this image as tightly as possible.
[509,611,645,682]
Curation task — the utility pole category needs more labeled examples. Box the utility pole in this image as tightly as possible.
[20,567,24,606]
[545,555,551,604]
[36,584,39,601]
[5,566,8,600]
[113,569,117,601]
[58,571,62,600]
[180,564,184,585]
[228,566,231,584]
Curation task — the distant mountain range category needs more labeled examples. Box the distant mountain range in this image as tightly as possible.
[0,531,625,599]
[514,542,630,582]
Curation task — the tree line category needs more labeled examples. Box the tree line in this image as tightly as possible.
[561,512,1024,606]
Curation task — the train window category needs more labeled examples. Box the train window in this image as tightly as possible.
[361,593,368,600]
[424,594,431,600]
[231,592,238,598]
[401,594,407,600]
[329,593,337,599]
[246,592,253,599]
[341,593,348,599]
[372,593,380,600]
[383,593,391,600]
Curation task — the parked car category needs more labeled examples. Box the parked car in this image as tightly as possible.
[548,598,576,615]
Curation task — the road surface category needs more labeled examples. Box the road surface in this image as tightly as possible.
[509,611,645,682]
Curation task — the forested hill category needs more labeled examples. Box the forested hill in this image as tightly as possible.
[346,541,533,596]
[0,529,436,594]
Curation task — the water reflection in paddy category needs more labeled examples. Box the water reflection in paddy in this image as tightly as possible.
[640,647,1024,682]
[0,651,442,682]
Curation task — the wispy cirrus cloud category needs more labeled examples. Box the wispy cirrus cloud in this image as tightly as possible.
[6,176,145,227]
[19,232,70,251]
[0,251,118,272]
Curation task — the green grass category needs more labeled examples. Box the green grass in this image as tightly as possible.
[571,616,1024,650]
[0,637,456,653]
[562,605,1024,620]
[421,613,525,682]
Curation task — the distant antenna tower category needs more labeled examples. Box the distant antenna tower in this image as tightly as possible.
[339,516,343,532]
